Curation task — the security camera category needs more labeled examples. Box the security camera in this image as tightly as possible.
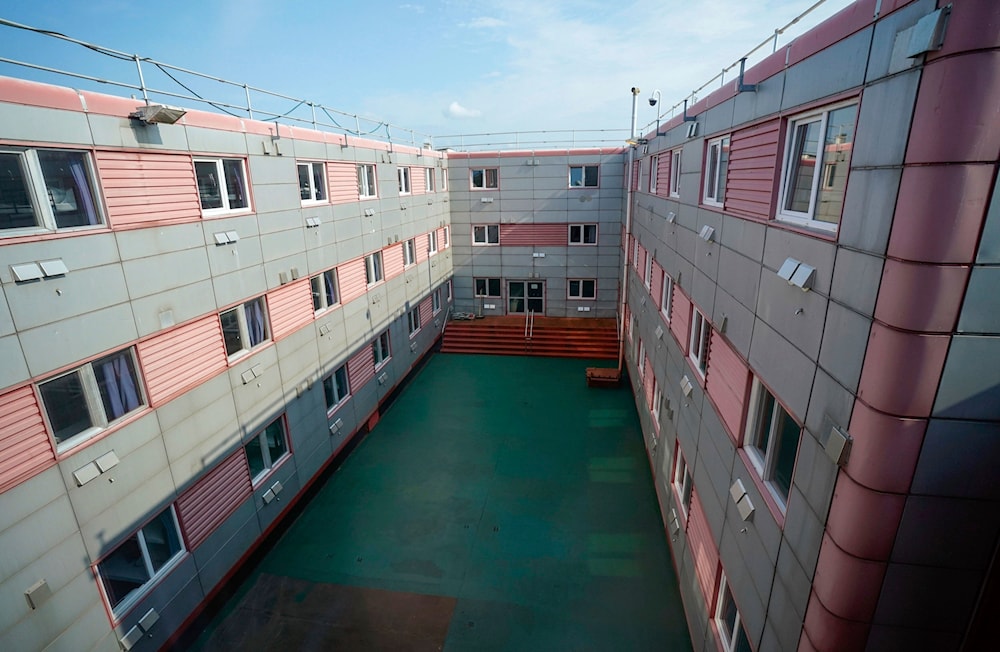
[649,89,661,108]
[648,97,658,107]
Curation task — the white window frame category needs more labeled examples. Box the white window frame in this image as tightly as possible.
[637,340,646,377]
[715,574,751,652]
[244,417,289,485]
[744,378,802,511]
[440,167,447,191]
[195,157,250,215]
[38,347,146,451]
[220,297,269,361]
[470,167,498,189]
[0,147,106,234]
[97,506,184,619]
[472,224,499,246]
[425,167,435,192]
[311,269,338,313]
[672,448,693,517]
[651,379,662,425]
[443,226,450,248]
[660,272,673,322]
[776,101,858,232]
[433,289,442,313]
[567,278,596,300]
[373,330,391,368]
[365,251,384,286]
[446,280,452,302]
[323,365,350,414]
[297,160,327,204]
[358,163,377,198]
[703,136,730,207]
[403,238,416,267]
[408,307,421,337]
[568,164,599,188]
[428,231,438,255]
[648,155,658,194]
[689,308,710,377]
[398,166,411,195]
[644,254,653,290]
[474,277,501,297]
[568,223,598,245]
[670,148,682,197]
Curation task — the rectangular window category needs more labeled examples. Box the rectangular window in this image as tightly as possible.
[703,136,730,207]
[428,231,438,255]
[39,347,145,450]
[97,506,183,616]
[365,251,384,285]
[195,158,249,214]
[443,226,450,248]
[568,279,596,299]
[221,297,269,359]
[715,574,751,652]
[648,155,658,194]
[440,168,447,191]
[472,224,499,245]
[644,254,653,290]
[433,289,442,313]
[689,308,710,376]
[637,340,646,377]
[778,102,857,231]
[470,167,498,189]
[569,164,599,188]
[374,330,391,367]
[425,167,435,192]
[474,277,501,297]
[745,378,802,509]
[408,308,421,337]
[358,164,377,198]
[0,148,104,232]
[404,238,416,266]
[311,269,338,312]
[670,149,682,197]
[568,223,597,245]
[661,272,673,322]
[446,280,452,302]
[652,380,662,424]
[673,448,693,516]
[297,161,327,203]
[323,365,350,412]
[244,417,288,483]
[398,166,411,195]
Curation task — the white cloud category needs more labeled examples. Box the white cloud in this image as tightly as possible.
[399,3,425,12]
[446,101,482,119]
[463,16,506,28]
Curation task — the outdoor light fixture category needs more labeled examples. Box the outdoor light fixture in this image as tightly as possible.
[129,103,187,125]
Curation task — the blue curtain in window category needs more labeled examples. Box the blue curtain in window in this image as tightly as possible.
[68,159,99,225]
[324,272,335,305]
[245,301,265,345]
[99,355,140,419]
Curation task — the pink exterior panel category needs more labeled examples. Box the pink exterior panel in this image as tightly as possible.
[825,472,906,561]
[327,161,359,204]
[887,164,994,264]
[846,401,926,494]
[801,591,872,652]
[725,119,780,220]
[0,386,55,494]
[688,492,719,607]
[416,236,429,263]
[670,289,691,350]
[655,155,670,197]
[338,257,368,304]
[705,332,750,442]
[419,296,433,326]
[625,305,632,342]
[873,260,969,333]
[786,0,877,66]
[137,315,228,407]
[383,243,405,280]
[643,357,654,406]
[650,261,664,310]
[267,279,312,341]
[811,530,886,624]
[436,227,449,249]
[96,151,201,228]
[927,0,1000,61]
[347,345,375,389]
[498,223,566,246]
[175,449,251,550]
[411,167,426,195]
[635,244,646,275]
[856,323,950,418]
[0,77,84,111]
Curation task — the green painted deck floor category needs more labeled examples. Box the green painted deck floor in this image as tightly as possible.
[189,355,691,651]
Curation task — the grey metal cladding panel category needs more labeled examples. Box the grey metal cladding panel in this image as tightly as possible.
[781,485,826,583]
[691,268,717,319]
[818,301,871,392]
[253,464,301,532]
[275,327,322,395]
[8,263,124,330]
[79,466,176,561]
[838,167,901,255]
[804,368,855,451]
[716,247,762,312]
[933,336,1000,420]
[0,499,78,589]
[755,271,827,362]
[712,288,754,361]
[211,264,268,310]
[0,569,102,652]
[20,302,138,378]
[914,419,1000,499]
[0,103,92,145]
[762,228,836,296]
[193,500,259,596]
[257,219,307,260]
[761,573,805,652]
[206,235,264,281]
[975,173,1000,263]
[116,222,206,261]
[0,286,12,338]
[873,563,982,632]
[718,526,768,644]
[122,247,212,299]
[865,0,937,82]
[958,267,1000,333]
[336,235,365,265]
[790,431,837,524]
[703,97,736,137]
[87,112,190,151]
[0,233,119,284]
[851,70,921,168]
[288,138,327,160]
[890,495,1000,570]
[830,248,883,317]
[161,405,241,492]
[732,73,785,126]
[748,318,815,420]
[780,28,872,111]
[184,125,249,155]
[254,183,303,218]
[118,555,204,652]
[0,335,29,390]
[775,539,815,612]
[720,215,766,263]
[229,347,284,435]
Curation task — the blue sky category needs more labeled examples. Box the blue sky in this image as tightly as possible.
[0,0,852,145]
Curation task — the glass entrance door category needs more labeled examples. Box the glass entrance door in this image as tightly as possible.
[507,281,544,314]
